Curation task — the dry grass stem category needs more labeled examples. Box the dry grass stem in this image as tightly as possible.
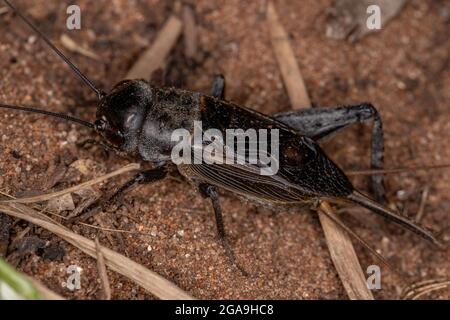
[95,237,112,300]
[319,202,374,299]
[415,185,430,223]
[182,5,198,59]
[60,34,100,60]
[126,15,182,80]
[267,2,310,108]
[402,278,450,300]
[2,163,140,204]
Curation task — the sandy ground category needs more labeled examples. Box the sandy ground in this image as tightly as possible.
[0,0,449,299]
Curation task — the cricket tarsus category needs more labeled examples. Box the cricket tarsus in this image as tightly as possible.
[0,103,94,128]
[348,191,444,248]
[3,0,104,99]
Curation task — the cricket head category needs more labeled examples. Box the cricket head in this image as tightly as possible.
[95,80,153,152]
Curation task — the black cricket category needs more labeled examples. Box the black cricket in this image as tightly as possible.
[0,1,443,271]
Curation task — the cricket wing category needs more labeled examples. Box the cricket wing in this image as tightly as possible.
[181,163,313,204]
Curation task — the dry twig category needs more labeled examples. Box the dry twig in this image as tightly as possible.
[125,15,183,80]
[2,163,140,204]
[267,2,310,108]
[415,185,430,223]
[95,237,112,300]
[318,202,374,299]
[402,278,450,300]
[60,34,100,60]
[182,5,198,60]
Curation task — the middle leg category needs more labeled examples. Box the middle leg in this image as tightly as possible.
[198,183,247,275]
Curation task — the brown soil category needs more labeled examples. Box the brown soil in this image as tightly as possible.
[0,0,449,299]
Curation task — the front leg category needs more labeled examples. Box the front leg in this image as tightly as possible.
[198,183,247,275]
[71,166,168,222]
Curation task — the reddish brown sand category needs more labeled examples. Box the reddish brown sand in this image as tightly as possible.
[0,0,449,299]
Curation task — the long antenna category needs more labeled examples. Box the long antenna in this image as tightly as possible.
[3,0,104,99]
[346,164,450,176]
[0,103,94,128]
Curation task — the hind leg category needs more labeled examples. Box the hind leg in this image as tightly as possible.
[273,104,385,202]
